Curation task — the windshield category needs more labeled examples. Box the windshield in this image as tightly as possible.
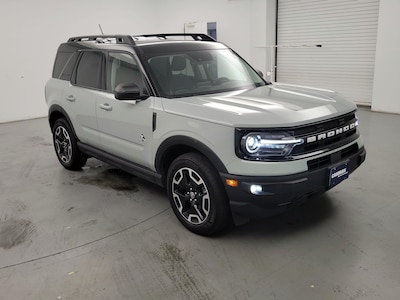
[145,49,266,98]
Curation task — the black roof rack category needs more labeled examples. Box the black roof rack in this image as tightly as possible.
[134,33,216,42]
[67,33,215,45]
[67,35,135,44]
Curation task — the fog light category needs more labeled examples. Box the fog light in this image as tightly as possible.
[250,184,263,195]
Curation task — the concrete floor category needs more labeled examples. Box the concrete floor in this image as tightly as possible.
[0,107,399,300]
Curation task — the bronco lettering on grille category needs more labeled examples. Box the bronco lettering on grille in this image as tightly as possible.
[305,121,357,144]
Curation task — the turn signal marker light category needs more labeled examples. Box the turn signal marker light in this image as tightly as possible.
[225,179,238,187]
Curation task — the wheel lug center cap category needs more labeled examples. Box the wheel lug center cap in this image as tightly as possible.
[190,191,196,199]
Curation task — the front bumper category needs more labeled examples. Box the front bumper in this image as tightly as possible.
[220,145,366,219]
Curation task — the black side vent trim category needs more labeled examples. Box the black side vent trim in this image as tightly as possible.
[152,112,157,132]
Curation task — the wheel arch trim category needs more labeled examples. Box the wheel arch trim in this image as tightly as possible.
[155,135,228,179]
[48,105,76,136]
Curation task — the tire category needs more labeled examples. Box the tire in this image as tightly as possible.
[167,153,232,236]
[52,118,87,170]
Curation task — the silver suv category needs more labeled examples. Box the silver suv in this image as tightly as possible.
[45,34,366,235]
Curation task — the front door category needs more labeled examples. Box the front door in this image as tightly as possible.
[96,52,154,169]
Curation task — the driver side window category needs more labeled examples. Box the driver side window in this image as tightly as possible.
[106,52,144,93]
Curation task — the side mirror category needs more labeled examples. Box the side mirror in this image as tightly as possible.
[114,83,149,101]
[256,70,264,78]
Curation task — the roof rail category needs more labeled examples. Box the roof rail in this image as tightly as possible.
[67,35,135,45]
[67,33,216,45]
[134,33,216,42]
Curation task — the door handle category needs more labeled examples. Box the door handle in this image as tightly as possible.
[99,103,113,111]
[66,95,75,102]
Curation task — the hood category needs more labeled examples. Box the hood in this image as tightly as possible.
[161,83,357,128]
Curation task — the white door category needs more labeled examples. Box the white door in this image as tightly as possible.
[277,0,380,106]
[65,51,102,147]
[96,52,154,169]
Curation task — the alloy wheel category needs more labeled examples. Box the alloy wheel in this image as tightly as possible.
[54,126,72,164]
[171,167,211,225]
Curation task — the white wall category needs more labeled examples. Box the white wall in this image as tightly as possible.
[0,0,268,123]
[2,0,400,123]
[371,0,400,114]
[0,0,159,123]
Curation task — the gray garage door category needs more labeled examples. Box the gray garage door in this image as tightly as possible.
[277,0,380,105]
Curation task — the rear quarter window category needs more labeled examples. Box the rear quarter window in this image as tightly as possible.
[52,51,79,80]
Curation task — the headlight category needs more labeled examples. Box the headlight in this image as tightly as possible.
[245,135,262,153]
[240,132,304,159]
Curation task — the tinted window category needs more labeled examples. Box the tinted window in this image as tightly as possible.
[58,52,78,80]
[106,52,144,93]
[53,51,78,79]
[75,51,102,89]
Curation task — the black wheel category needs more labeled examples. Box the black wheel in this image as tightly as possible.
[52,118,87,170]
[167,153,232,236]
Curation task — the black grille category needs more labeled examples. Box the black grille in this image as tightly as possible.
[307,143,359,171]
[291,112,358,156]
[292,112,356,136]
[307,155,331,171]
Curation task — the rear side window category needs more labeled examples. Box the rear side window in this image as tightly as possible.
[74,51,103,89]
[53,51,78,80]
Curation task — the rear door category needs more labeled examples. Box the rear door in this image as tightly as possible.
[64,50,102,147]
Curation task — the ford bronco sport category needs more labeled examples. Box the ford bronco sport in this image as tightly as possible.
[45,33,366,235]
